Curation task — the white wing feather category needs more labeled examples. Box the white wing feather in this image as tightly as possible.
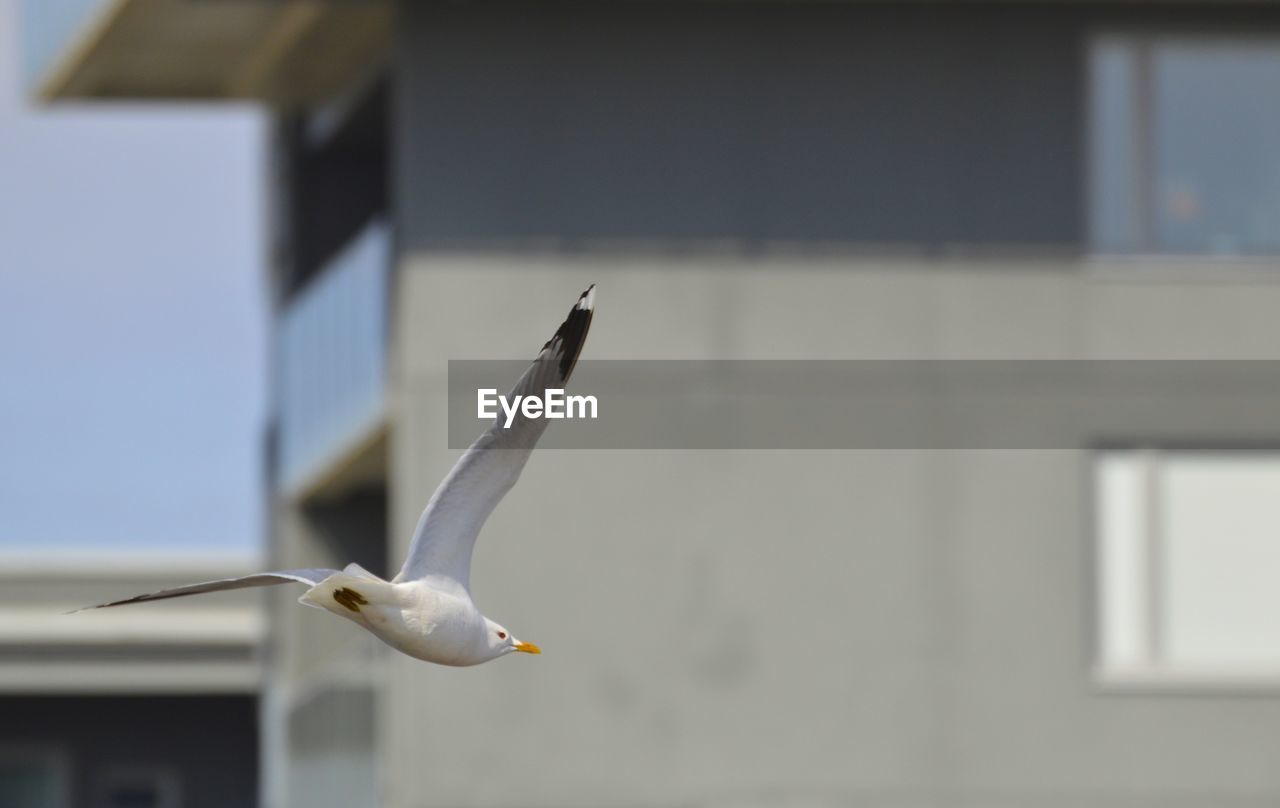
[72,568,339,612]
[394,285,595,591]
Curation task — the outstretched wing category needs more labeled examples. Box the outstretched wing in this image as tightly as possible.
[71,568,339,612]
[394,284,595,591]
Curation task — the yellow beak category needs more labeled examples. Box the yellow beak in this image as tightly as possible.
[513,639,541,655]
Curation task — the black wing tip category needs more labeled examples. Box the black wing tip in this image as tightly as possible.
[67,597,138,613]
[543,285,596,382]
[66,602,116,614]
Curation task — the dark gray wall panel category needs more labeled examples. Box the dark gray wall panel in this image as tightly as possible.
[396,2,1084,248]
[395,2,1280,251]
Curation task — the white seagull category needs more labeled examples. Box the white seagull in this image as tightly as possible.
[77,285,596,667]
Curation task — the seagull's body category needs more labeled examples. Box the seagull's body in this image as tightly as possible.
[302,568,498,667]
[77,285,596,667]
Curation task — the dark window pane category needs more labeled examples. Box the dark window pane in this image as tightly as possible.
[105,785,159,808]
[1154,43,1280,254]
[0,760,60,808]
[1090,37,1280,255]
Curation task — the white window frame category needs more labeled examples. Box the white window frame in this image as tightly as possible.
[1095,447,1280,692]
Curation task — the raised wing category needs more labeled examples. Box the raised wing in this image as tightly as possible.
[71,568,339,612]
[394,284,595,591]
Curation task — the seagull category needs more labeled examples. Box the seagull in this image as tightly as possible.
[76,284,596,667]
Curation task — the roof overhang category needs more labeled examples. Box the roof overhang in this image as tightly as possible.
[0,555,265,694]
[32,0,393,105]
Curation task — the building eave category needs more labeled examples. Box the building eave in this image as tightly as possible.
[33,0,393,105]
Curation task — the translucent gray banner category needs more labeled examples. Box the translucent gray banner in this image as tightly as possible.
[447,360,1280,450]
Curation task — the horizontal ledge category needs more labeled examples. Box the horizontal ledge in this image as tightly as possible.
[1095,665,1280,694]
[0,609,264,645]
[0,662,260,694]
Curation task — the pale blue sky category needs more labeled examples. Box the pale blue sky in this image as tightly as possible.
[0,0,266,555]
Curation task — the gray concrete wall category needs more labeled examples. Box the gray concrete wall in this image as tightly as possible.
[383,255,1280,808]
[266,495,386,808]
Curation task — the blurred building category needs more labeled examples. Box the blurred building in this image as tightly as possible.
[0,555,260,808]
[21,2,1280,808]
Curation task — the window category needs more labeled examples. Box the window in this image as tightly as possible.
[0,748,68,808]
[1089,35,1280,255]
[1096,450,1280,686]
[95,768,180,808]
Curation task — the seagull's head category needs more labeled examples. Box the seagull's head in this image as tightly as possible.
[485,618,541,658]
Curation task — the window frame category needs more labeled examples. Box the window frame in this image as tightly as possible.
[0,745,71,808]
[1085,30,1280,261]
[93,765,181,808]
[1093,446,1280,693]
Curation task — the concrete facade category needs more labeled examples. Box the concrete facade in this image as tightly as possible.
[378,257,1280,808]
[364,6,1280,805]
[274,4,1280,807]
[26,2,1280,806]
[0,557,262,807]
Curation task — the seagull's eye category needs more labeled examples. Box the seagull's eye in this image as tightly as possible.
[497,631,507,640]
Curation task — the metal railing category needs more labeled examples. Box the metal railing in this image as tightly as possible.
[277,220,390,493]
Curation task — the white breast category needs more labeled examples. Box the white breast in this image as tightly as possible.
[300,573,494,666]
[370,583,490,666]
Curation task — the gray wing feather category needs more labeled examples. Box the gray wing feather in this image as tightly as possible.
[71,568,338,612]
[394,285,595,590]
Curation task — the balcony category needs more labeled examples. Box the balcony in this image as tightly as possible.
[0,553,262,693]
[277,220,390,498]
[19,0,391,103]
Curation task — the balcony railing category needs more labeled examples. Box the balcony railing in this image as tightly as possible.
[277,220,390,495]
[19,0,112,94]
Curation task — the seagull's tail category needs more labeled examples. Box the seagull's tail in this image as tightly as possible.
[298,565,388,618]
